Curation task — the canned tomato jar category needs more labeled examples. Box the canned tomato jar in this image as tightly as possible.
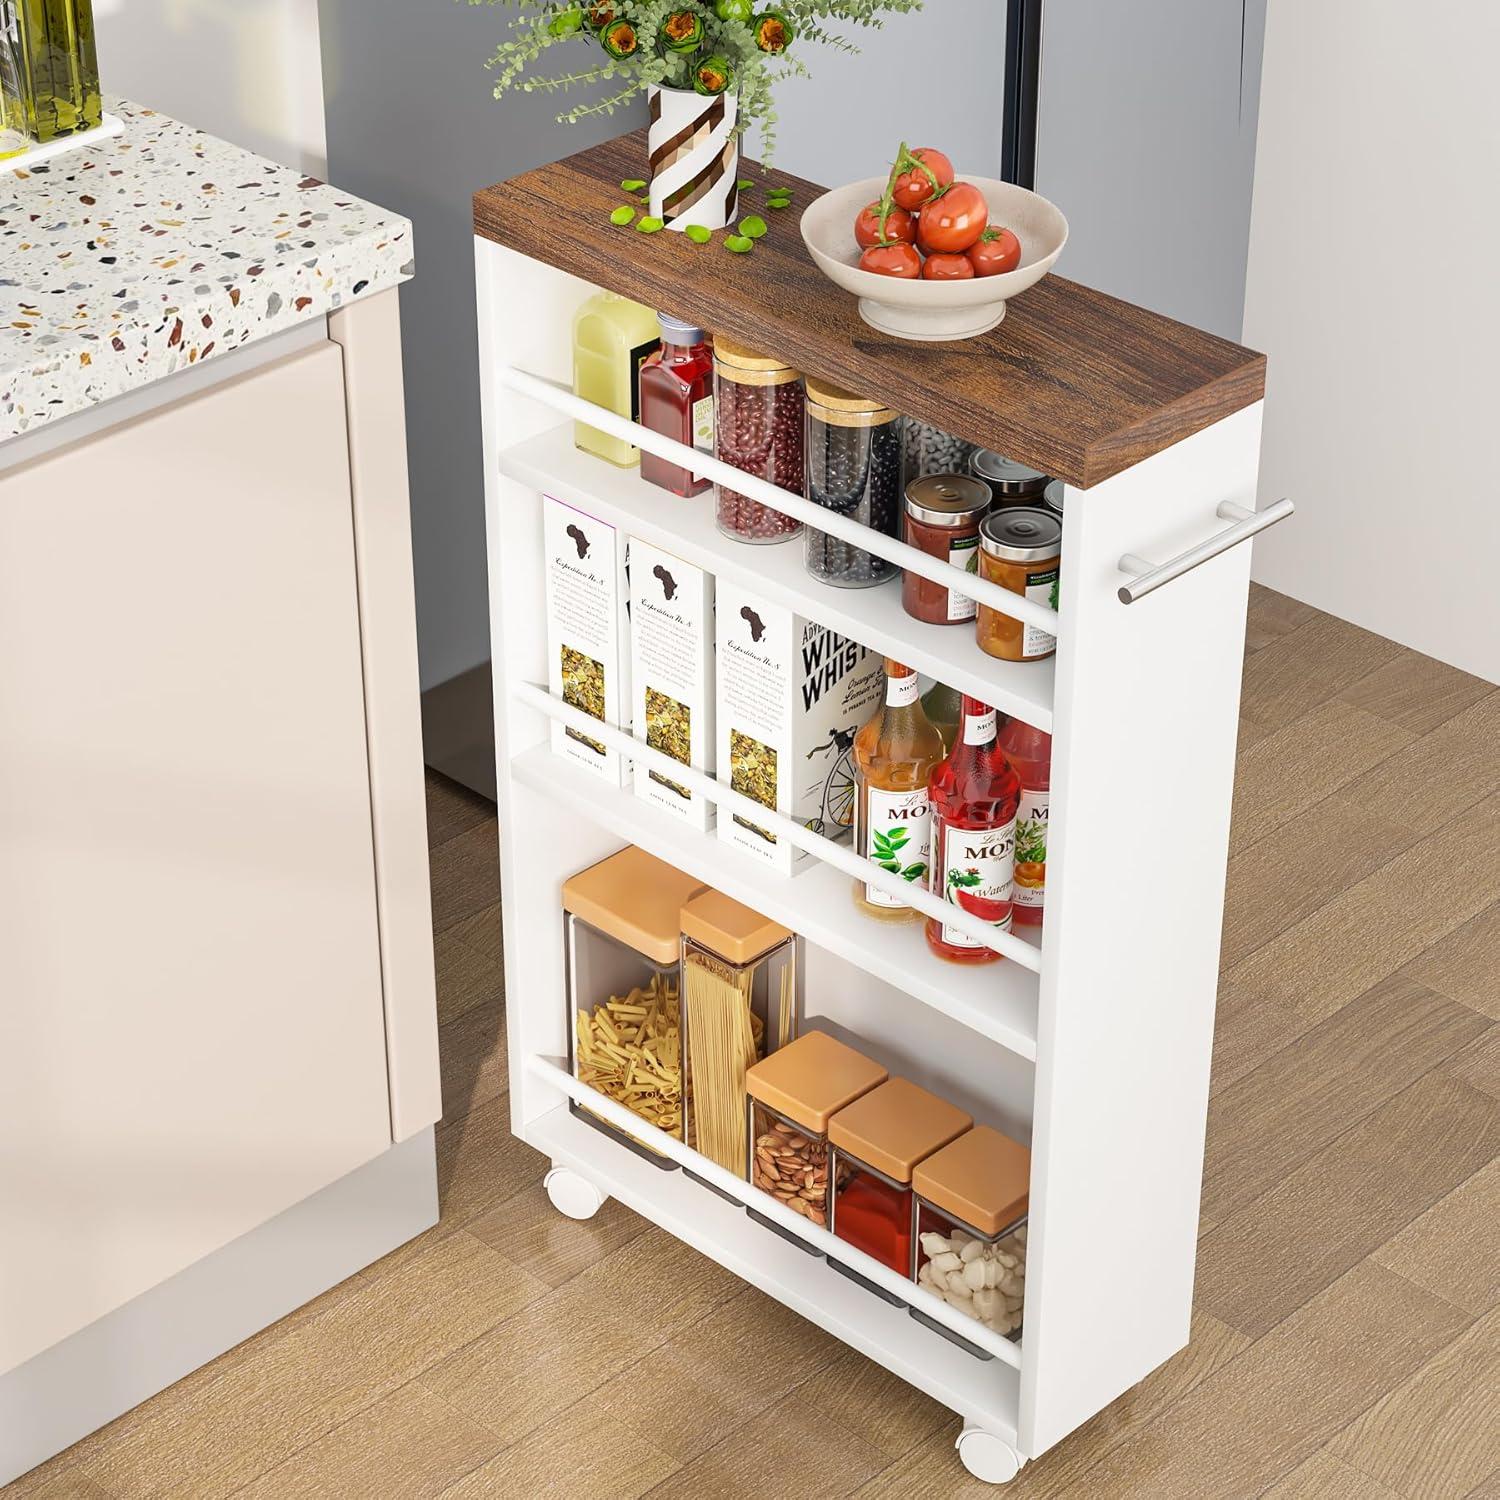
[902,474,992,625]
[969,449,1052,508]
[976,508,1061,662]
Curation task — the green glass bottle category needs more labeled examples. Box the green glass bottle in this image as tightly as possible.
[2,0,101,145]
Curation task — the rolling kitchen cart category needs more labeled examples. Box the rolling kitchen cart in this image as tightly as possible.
[473,133,1285,1485]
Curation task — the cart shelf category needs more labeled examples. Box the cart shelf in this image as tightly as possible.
[500,419,1056,730]
[513,743,1041,1058]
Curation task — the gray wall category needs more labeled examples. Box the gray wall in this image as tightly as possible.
[744,5,1008,186]
[1034,0,1267,340]
[316,0,645,692]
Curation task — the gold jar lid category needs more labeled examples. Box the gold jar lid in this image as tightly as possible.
[805,376,897,428]
[715,337,800,386]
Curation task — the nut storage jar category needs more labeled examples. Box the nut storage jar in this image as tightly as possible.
[911,1125,1031,1356]
[744,1030,888,1251]
[969,449,1052,508]
[680,889,797,1180]
[804,378,904,588]
[713,338,804,544]
[902,474,993,625]
[563,846,705,1164]
[976,508,1062,663]
[828,1078,972,1300]
[904,418,977,482]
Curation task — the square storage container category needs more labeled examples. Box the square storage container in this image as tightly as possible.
[828,1078,971,1301]
[563,846,705,1165]
[679,888,796,1185]
[911,1125,1031,1358]
[744,1030,888,1251]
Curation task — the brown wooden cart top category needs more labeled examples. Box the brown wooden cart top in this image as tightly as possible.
[474,131,1265,489]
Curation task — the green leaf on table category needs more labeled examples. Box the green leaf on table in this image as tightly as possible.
[724,234,754,253]
[636,216,665,233]
[684,223,712,244]
[609,205,637,226]
[739,214,768,239]
[621,178,647,192]
[737,177,754,191]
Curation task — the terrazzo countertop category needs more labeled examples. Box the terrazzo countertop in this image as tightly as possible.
[0,99,413,440]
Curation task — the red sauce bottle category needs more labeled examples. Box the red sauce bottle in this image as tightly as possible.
[639,313,714,497]
[926,695,1020,964]
[997,717,1051,928]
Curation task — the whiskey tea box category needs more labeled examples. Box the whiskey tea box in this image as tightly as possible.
[715,581,882,875]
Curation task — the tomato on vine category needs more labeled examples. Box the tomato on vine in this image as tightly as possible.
[891,147,954,211]
[915,181,988,254]
[859,241,922,278]
[854,200,916,249]
[967,225,1022,276]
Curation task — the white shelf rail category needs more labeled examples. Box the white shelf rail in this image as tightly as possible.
[527,1053,1025,1371]
[515,680,1044,972]
[497,363,1063,639]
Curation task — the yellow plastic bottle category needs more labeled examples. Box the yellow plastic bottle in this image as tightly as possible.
[572,291,661,467]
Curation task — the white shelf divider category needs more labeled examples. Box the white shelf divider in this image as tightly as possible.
[512,742,1040,1059]
[499,415,1056,732]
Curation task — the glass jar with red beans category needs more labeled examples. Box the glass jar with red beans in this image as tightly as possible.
[713,338,804,544]
[827,1077,972,1302]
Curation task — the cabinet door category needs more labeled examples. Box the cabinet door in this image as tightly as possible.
[0,344,393,1374]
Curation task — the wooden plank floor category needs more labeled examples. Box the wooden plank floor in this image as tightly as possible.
[10,585,1498,1500]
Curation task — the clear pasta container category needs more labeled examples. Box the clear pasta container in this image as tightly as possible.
[679,889,797,1184]
[714,338,804,543]
[744,1030,888,1251]
[828,1078,972,1302]
[562,846,706,1166]
[911,1125,1031,1357]
[804,379,904,588]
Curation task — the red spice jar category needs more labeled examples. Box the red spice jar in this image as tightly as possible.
[828,1077,972,1300]
[713,338,804,543]
[902,474,993,625]
[639,313,714,498]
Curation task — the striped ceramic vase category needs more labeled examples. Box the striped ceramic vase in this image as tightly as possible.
[647,83,739,232]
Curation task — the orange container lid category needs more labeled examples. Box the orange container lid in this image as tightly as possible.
[745,1030,887,1135]
[828,1078,972,1184]
[681,888,792,966]
[561,847,706,964]
[912,1124,1031,1237]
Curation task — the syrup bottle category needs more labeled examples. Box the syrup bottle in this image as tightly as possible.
[997,717,1051,928]
[926,696,1020,964]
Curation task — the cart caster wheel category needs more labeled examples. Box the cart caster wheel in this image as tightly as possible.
[956,1427,1024,1484]
[544,1165,607,1221]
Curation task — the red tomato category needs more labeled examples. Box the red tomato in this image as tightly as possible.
[916,182,989,254]
[858,242,922,279]
[891,147,954,211]
[967,224,1022,276]
[854,200,917,249]
[921,252,974,280]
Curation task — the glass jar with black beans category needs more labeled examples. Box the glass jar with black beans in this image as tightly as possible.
[804,379,904,588]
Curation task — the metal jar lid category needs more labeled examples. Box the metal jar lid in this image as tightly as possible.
[904,474,992,527]
[979,507,1063,564]
[805,376,897,427]
[657,311,706,344]
[1042,479,1065,517]
[970,449,1051,496]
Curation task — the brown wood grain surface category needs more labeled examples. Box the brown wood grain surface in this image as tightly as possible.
[472,131,1266,488]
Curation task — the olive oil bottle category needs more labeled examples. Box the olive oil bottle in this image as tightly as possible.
[1,0,100,146]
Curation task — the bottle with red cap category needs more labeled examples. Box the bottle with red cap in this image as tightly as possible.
[926,695,1020,965]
